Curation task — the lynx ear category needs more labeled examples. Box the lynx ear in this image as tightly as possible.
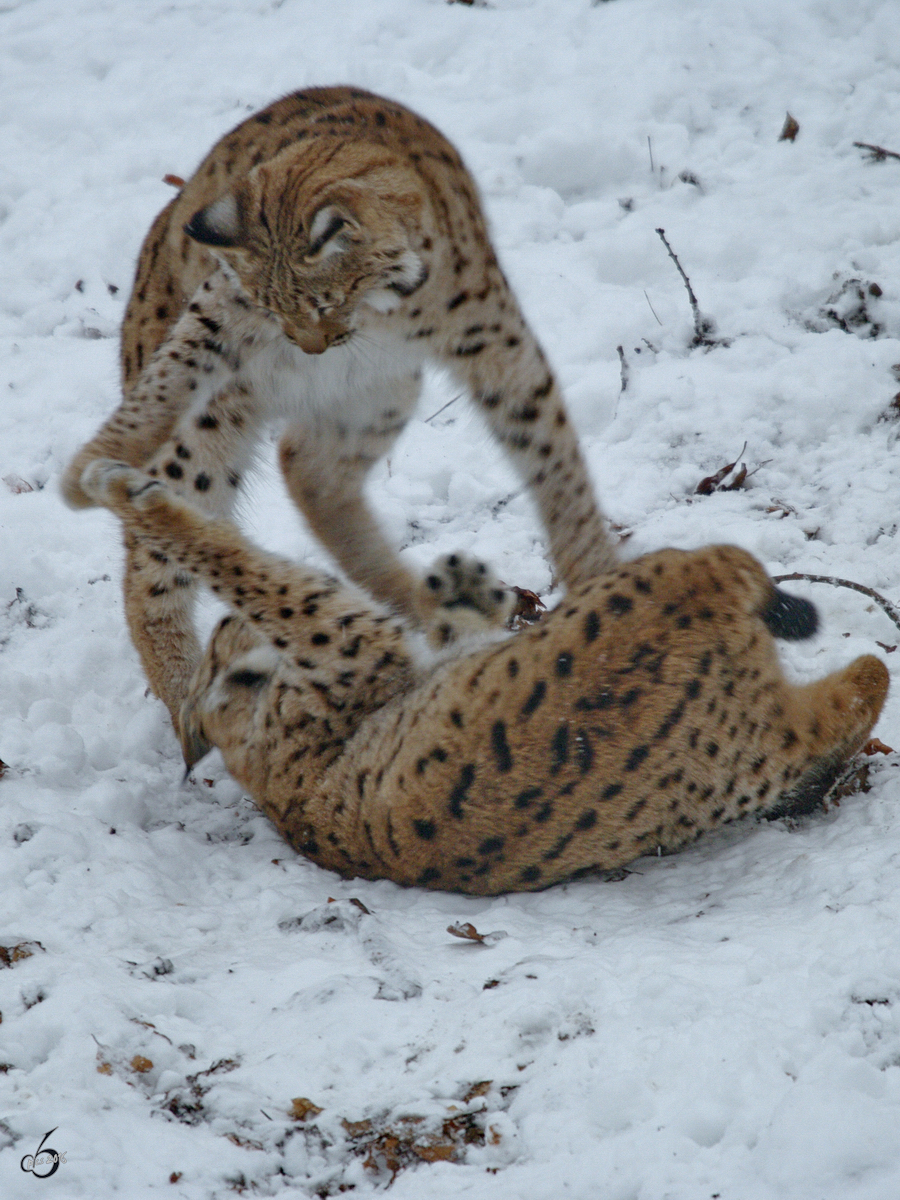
[184,192,243,248]
[306,204,356,259]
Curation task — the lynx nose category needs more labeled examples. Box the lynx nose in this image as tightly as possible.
[280,314,346,355]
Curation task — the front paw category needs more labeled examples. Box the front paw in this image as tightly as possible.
[420,552,515,647]
[80,460,166,511]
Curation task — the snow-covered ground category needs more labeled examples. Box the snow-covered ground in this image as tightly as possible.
[4,0,900,1195]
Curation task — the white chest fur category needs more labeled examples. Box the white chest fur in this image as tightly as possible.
[236,320,427,430]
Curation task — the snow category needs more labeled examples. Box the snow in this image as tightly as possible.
[4,0,900,1195]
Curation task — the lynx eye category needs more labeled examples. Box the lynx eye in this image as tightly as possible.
[307,211,347,257]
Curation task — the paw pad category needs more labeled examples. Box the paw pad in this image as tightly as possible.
[420,552,515,644]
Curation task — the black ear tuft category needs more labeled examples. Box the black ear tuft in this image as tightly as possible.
[761,588,819,640]
[184,194,241,247]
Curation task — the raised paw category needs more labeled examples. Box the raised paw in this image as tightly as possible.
[80,460,167,512]
[419,552,516,647]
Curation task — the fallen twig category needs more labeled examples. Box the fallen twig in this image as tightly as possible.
[772,572,900,634]
[643,290,663,326]
[424,393,463,424]
[854,141,900,163]
[655,227,725,348]
[617,345,629,393]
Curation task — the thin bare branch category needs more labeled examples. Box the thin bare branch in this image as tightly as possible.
[854,141,900,163]
[424,393,463,424]
[655,227,724,348]
[643,290,663,326]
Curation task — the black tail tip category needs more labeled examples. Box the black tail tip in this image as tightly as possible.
[762,588,819,640]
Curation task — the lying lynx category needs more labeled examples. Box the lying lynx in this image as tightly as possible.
[62,86,615,727]
[81,460,888,895]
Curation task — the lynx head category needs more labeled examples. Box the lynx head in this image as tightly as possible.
[185,144,430,353]
[179,616,279,773]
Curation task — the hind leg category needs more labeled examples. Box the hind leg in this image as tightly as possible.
[768,655,890,817]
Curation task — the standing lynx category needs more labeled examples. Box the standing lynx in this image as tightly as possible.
[62,86,616,727]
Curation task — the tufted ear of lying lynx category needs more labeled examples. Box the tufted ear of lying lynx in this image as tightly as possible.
[62,86,615,729]
[80,462,889,896]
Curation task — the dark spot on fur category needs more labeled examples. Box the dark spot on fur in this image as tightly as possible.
[556,652,573,677]
[624,745,649,771]
[448,763,476,818]
[575,730,593,774]
[543,832,574,862]
[550,724,569,772]
[479,836,505,855]
[491,720,513,772]
[625,798,647,822]
[607,593,633,616]
[575,809,597,831]
[228,668,269,688]
[515,786,542,809]
[413,818,436,840]
[522,680,547,716]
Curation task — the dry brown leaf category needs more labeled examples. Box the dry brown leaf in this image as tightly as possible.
[130,1055,154,1073]
[779,113,800,141]
[290,1097,323,1122]
[462,1080,492,1102]
[225,1133,264,1151]
[342,1117,374,1138]
[833,763,872,800]
[509,586,546,628]
[3,475,34,494]
[96,1061,113,1075]
[695,444,748,495]
[163,173,186,188]
[863,737,894,755]
[0,941,43,968]
[448,922,508,947]
[413,1144,455,1162]
[448,921,486,943]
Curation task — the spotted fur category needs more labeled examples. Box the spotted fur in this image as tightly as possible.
[61,86,615,727]
[81,461,889,896]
